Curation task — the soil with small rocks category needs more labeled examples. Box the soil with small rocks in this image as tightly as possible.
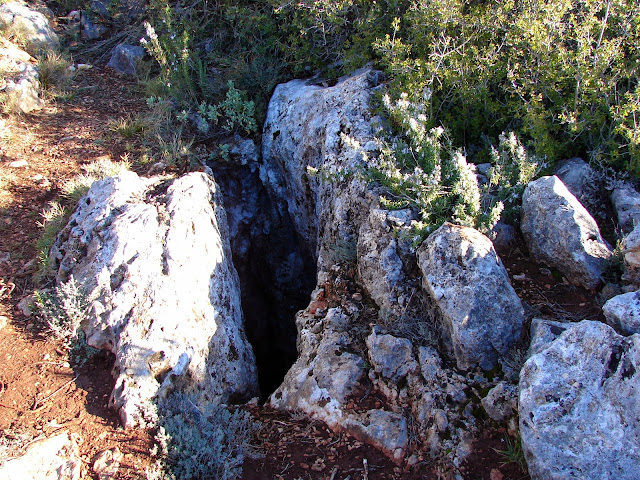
[1,61,608,480]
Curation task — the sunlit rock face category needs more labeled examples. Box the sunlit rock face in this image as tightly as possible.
[519,320,640,480]
[51,172,258,426]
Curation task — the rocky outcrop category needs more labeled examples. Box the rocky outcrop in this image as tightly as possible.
[0,1,59,55]
[603,291,640,335]
[50,172,258,426]
[417,223,525,370]
[264,71,509,465]
[521,175,612,289]
[0,39,44,113]
[519,320,640,480]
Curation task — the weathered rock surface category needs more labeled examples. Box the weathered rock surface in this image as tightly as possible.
[264,70,504,464]
[261,69,380,271]
[0,39,44,113]
[417,223,525,370]
[481,382,517,422]
[0,432,81,480]
[612,183,640,234]
[519,320,640,480]
[107,44,145,75]
[603,291,640,335]
[554,157,601,212]
[521,175,612,289]
[0,1,59,55]
[527,317,569,358]
[50,172,258,426]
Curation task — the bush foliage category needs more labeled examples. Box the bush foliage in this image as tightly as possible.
[137,0,639,180]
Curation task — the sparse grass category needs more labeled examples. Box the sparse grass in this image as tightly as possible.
[62,156,131,204]
[37,51,74,94]
[494,434,527,471]
[34,202,69,281]
[108,114,148,139]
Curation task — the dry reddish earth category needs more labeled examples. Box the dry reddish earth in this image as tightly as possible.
[1,64,602,480]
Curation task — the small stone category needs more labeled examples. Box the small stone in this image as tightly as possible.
[352,292,363,302]
[92,447,123,479]
[9,159,28,168]
[0,316,8,329]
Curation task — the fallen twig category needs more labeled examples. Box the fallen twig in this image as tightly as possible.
[31,375,78,410]
[363,458,369,480]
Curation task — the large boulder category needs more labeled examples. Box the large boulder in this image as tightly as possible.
[521,175,612,289]
[0,1,59,55]
[603,291,640,335]
[519,320,640,480]
[417,223,525,370]
[50,172,258,426]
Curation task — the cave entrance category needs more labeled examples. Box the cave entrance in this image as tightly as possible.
[212,160,316,399]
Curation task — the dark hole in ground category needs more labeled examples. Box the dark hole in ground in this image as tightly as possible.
[211,159,316,398]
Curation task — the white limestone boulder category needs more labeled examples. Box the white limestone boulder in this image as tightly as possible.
[50,172,258,426]
[519,320,640,480]
[417,223,525,370]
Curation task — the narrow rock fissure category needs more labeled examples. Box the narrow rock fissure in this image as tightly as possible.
[211,159,316,399]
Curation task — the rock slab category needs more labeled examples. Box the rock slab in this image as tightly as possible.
[417,223,524,370]
[521,175,612,289]
[0,1,59,55]
[519,320,640,480]
[51,172,258,426]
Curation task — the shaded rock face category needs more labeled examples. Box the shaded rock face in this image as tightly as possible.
[51,172,258,426]
[417,223,525,370]
[107,44,145,76]
[0,1,59,55]
[521,175,612,289]
[519,321,640,480]
[209,138,316,397]
[612,183,640,234]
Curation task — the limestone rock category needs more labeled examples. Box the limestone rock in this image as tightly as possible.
[107,44,145,76]
[357,208,417,317]
[521,175,612,289]
[270,306,365,428]
[0,39,43,113]
[92,447,123,480]
[0,1,59,55]
[519,320,640,480]
[50,172,258,426]
[481,382,517,422]
[344,409,408,462]
[417,223,525,370]
[0,432,81,480]
[603,291,640,335]
[612,183,640,234]
[261,69,379,269]
[366,327,418,383]
[554,157,601,215]
[623,225,640,280]
[527,318,569,358]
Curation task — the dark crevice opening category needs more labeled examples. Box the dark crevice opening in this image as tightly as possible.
[211,160,316,399]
